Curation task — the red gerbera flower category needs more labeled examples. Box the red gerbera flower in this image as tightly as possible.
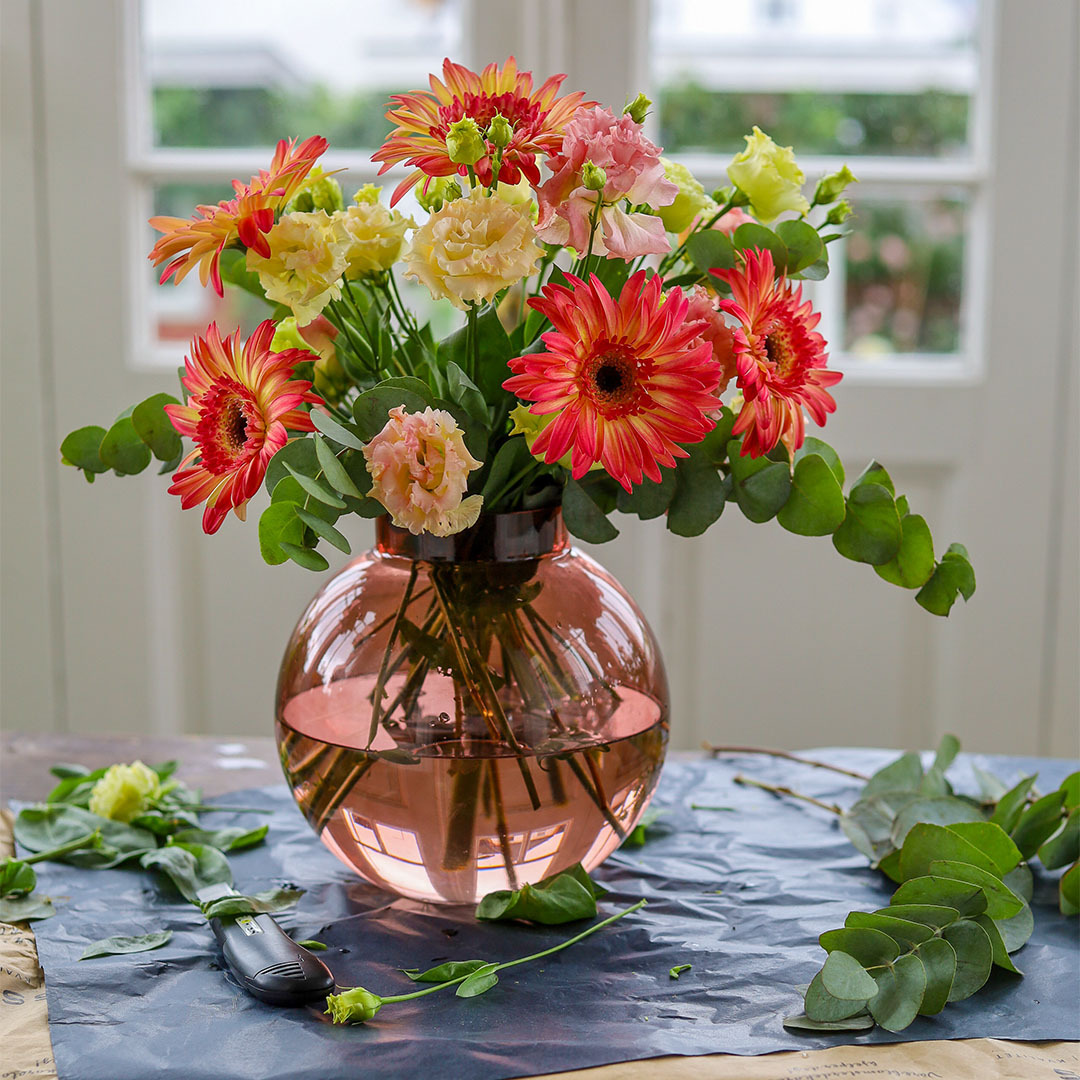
[372,56,591,205]
[165,321,320,534]
[504,272,721,491]
[149,136,328,296]
[711,248,842,459]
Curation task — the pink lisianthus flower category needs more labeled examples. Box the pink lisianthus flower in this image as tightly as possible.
[535,107,678,259]
[684,286,739,395]
[363,406,483,536]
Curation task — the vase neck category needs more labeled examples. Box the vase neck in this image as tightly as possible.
[375,506,567,562]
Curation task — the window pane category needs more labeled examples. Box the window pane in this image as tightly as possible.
[843,192,966,357]
[652,0,978,158]
[142,0,462,149]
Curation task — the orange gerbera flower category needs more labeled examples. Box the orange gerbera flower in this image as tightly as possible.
[504,272,721,491]
[372,57,590,205]
[165,320,320,534]
[711,248,842,459]
[149,136,328,296]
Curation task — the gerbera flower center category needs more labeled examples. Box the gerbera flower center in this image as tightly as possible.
[763,323,798,377]
[195,380,262,471]
[585,347,641,411]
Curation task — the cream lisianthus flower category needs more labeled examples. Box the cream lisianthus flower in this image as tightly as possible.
[246,211,347,326]
[726,127,810,223]
[404,187,543,310]
[88,761,161,822]
[331,188,414,279]
[657,158,714,233]
[363,406,484,537]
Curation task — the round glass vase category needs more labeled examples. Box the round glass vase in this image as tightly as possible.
[275,506,669,904]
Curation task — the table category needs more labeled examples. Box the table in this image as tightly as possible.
[2,732,1076,1080]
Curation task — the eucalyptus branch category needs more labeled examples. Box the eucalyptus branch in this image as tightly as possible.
[733,774,843,815]
[705,744,869,781]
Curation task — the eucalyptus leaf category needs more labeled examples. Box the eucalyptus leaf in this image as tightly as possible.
[311,410,366,451]
[1010,790,1067,859]
[776,453,845,536]
[617,469,677,521]
[804,970,870,1022]
[974,915,1023,974]
[874,513,935,589]
[728,440,791,523]
[897,822,1004,882]
[687,229,736,276]
[862,752,924,797]
[352,383,430,441]
[1038,807,1080,869]
[832,483,902,565]
[944,821,1022,876]
[992,900,1035,954]
[80,930,172,960]
[264,438,319,496]
[315,436,364,499]
[258,502,306,566]
[100,416,153,476]
[1059,862,1079,915]
[890,876,987,919]
[939,919,993,1000]
[731,222,787,265]
[562,478,618,543]
[284,464,347,508]
[819,926,899,967]
[775,219,824,273]
[667,444,727,535]
[280,542,331,572]
[989,775,1038,833]
[783,1011,874,1033]
[926,860,1023,920]
[794,437,844,486]
[60,425,109,477]
[820,949,878,1000]
[868,953,925,1032]
[889,797,984,849]
[880,904,959,930]
[295,506,352,554]
[131,393,182,462]
[912,935,956,1015]
[845,911,933,950]
[916,543,976,616]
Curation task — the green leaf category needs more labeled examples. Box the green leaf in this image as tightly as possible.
[131,393,182,462]
[99,416,153,475]
[296,940,327,951]
[1002,864,1033,903]
[667,443,727,535]
[913,935,956,1015]
[687,229,736,276]
[0,859,36,897]
[916,543,977,616]
[80,930,172,960]
[776,453,845,536]
[60,425,109,477]
[264,437,319,496]
[0,894,55,922]
[820,950,878,1000]
[669,963,692,979]
[170,825,267,852]
[832,483,902,565]
[1010,789,1067,859]
[731,222,787,266]
[439,306,514,403]
[863,753,925,797]
[258,502,306,566]
[992,900,1035,954]
[728,439,791,523]
[973,914,1023,974]
[140,843,232,904]
[989,775,1037,833]
[352,383,431,440]
[783,1012,874,1033]
[15,805,154,868]
[1062,771,1080,810]
[889,796,984,849]
[932,734,961,774]
[874,513,935,589]
[845,911,933,950]
[404,959,493,984]
[804,971,870,1022]
[562,478,619,543]
[891,876,987,919]
[881,903,959,930]
[45,767,107,806]
[945,822,1022,876]
[926,860,1023,920]
[617,468,677,521]
[295,507,351,554]
[819,926,899,967]
[315,436,364,499]
[897,822,1004,882]
[868,953,925,1032]
[795,437,844,486]
[851,460,894,495]
[311,410,366,451]
[218,247,269,301]
[280,542,331,572]
[199,887,304,919]
[284,463,346,508]
[455,963,499,998]
[1059,862,1079,915]
[973,764,1010,801]
[475,863,601,924]
[1038,807,1079,869]
[446,360,490,425]
[775,219,824,273]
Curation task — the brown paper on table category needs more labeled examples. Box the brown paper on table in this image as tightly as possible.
[1,808,1075,1080]
[0,809,58,1080]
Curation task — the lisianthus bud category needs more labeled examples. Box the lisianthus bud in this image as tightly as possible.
[825,200,853,225]
[326,987,383,1024]
[88,761,161,823]
[657,158,713,233]
[270,316,309,355]
[813,164,857,206]
[726,126,810,223]
[487,112,513,150]
[416,177,463,214]
[353,184,383,206]
[446,118,486,166]
[623,92,652,125]
[581,161,607,192]
[285,167,345,214]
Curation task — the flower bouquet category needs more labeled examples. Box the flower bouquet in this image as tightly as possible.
[61,58,974,903]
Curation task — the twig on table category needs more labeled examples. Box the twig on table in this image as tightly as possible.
[704,743,869,781]
[733,774,843,815]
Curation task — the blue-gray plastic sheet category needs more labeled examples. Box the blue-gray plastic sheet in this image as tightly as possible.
[19,750,1080,1080]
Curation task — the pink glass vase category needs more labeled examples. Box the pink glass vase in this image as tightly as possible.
[275,507,669,904]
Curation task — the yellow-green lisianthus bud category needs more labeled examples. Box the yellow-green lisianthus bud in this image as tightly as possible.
[326,987,383,1024]
[270,316,309,355]
[509,407,600,471]
[581,161,607,192]
[353,184,383,206]
[447,118,486,166]
[285,167,345,215]
[88,762,161,823]
[656,158,714,233]
[487,112,513,150]
[726,126,810,223]
[825,200,853,225]
[416,177,464,214]
[623,92,652,125]
[813,164,857,207]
